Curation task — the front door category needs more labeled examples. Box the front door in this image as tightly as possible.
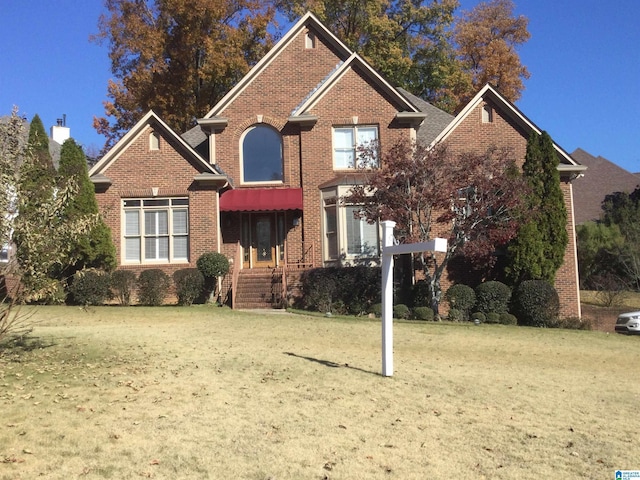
[253,215,275,267]
[242,213,285,268]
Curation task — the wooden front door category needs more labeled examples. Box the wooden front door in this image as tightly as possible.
[252,215,275,267]
[242,213,284,268]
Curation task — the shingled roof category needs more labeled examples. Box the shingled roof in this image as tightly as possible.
[396,88,454,146]
[571,148,640,224]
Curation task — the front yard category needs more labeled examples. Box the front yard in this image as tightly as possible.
[1,306,638,479]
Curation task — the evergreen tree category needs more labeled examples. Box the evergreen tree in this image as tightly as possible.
[57,139,116,279]
[19,115,56,212]
[506,131,568,284]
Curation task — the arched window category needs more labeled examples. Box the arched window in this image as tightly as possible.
[241,125,283,183]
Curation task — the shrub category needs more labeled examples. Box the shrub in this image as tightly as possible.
[393,304,410,319]
[369,303,382,317]
[512,279,560,327]
[447,308,463,322]
[173,268,204,306]
[411,279,430,307]
[196,252,230,279]
[485,312,500,324]
[444,284,476,320]
[471,312,486,323]
[299,267,380,314]
[413,306,434,321]
[110,270,137,306]
[550,316,592,330]
[68,269,111,306]
[474,281,511,315]
[197,252,230,303]
[499,313,518,325]
[137,269,171,306]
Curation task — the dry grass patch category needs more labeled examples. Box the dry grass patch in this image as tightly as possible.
[1,306,638,479]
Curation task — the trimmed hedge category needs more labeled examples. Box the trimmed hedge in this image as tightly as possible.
[475,281,511,314]
[444,284,476,320]
[499,313,518,325]
[447,308,463,322]
[393,304,410,319]
[68,269,111,306]
[299,266,380,315]
[471,312,486,323]
[512,279,559,327]
[137,269,171,306]
[413,306,434,321]
[110,270,137,306]
[173,268,204,306]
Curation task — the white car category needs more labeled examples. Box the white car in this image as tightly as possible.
[615,311,640,334]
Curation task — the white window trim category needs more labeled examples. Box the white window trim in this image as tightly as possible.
[121,197,189,265]
[332,125,379,170]
[322,187,380,263]
[149,131,160,150]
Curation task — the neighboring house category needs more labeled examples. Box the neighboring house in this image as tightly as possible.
[571,148,639,225]
[89,12,585,317]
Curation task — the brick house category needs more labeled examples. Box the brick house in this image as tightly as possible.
[89,12,585,317]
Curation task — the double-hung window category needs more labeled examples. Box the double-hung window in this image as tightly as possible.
[333,126,378,169]
[123,198,189,264]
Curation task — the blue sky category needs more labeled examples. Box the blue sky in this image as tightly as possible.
[1,1,639,171]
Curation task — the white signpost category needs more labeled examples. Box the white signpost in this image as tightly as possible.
[381,220,447,377]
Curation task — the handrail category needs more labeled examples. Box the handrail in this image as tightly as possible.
[231,241,242,309]
[281,267,287,308]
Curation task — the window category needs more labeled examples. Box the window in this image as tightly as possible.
[324,201,338,260]
[241,125,283,183]
[305,31,316,49]
[333,126,378,169]
[482,105,493,123]
[149,131,160,150]
[123,198,189,264]
[322,190,380,263]
[346,206,379,255]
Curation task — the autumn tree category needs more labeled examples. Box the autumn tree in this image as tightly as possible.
[57,138,116,282]
[349,140,527,314]
[505,131,567,285]
[454,0,530,105]
[93,0,276,148]
[277,0,468,109]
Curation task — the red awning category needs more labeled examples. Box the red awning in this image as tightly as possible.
[219,188,303,212]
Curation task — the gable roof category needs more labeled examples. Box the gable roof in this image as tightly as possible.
[431,84,586,171]
[571,148,640,224]
[89,110,222,179]
[204,12,422,120]
[396,88,454,145]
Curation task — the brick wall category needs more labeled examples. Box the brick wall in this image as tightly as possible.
[94,123,220,278]
[213,26,412,267]
[441,100,581,318]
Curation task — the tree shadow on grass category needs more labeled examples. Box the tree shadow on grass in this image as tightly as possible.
[283,352,379,376]
[0,334,56,354]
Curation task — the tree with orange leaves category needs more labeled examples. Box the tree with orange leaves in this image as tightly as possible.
[454,0,530,106]
[92,0,276,150]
